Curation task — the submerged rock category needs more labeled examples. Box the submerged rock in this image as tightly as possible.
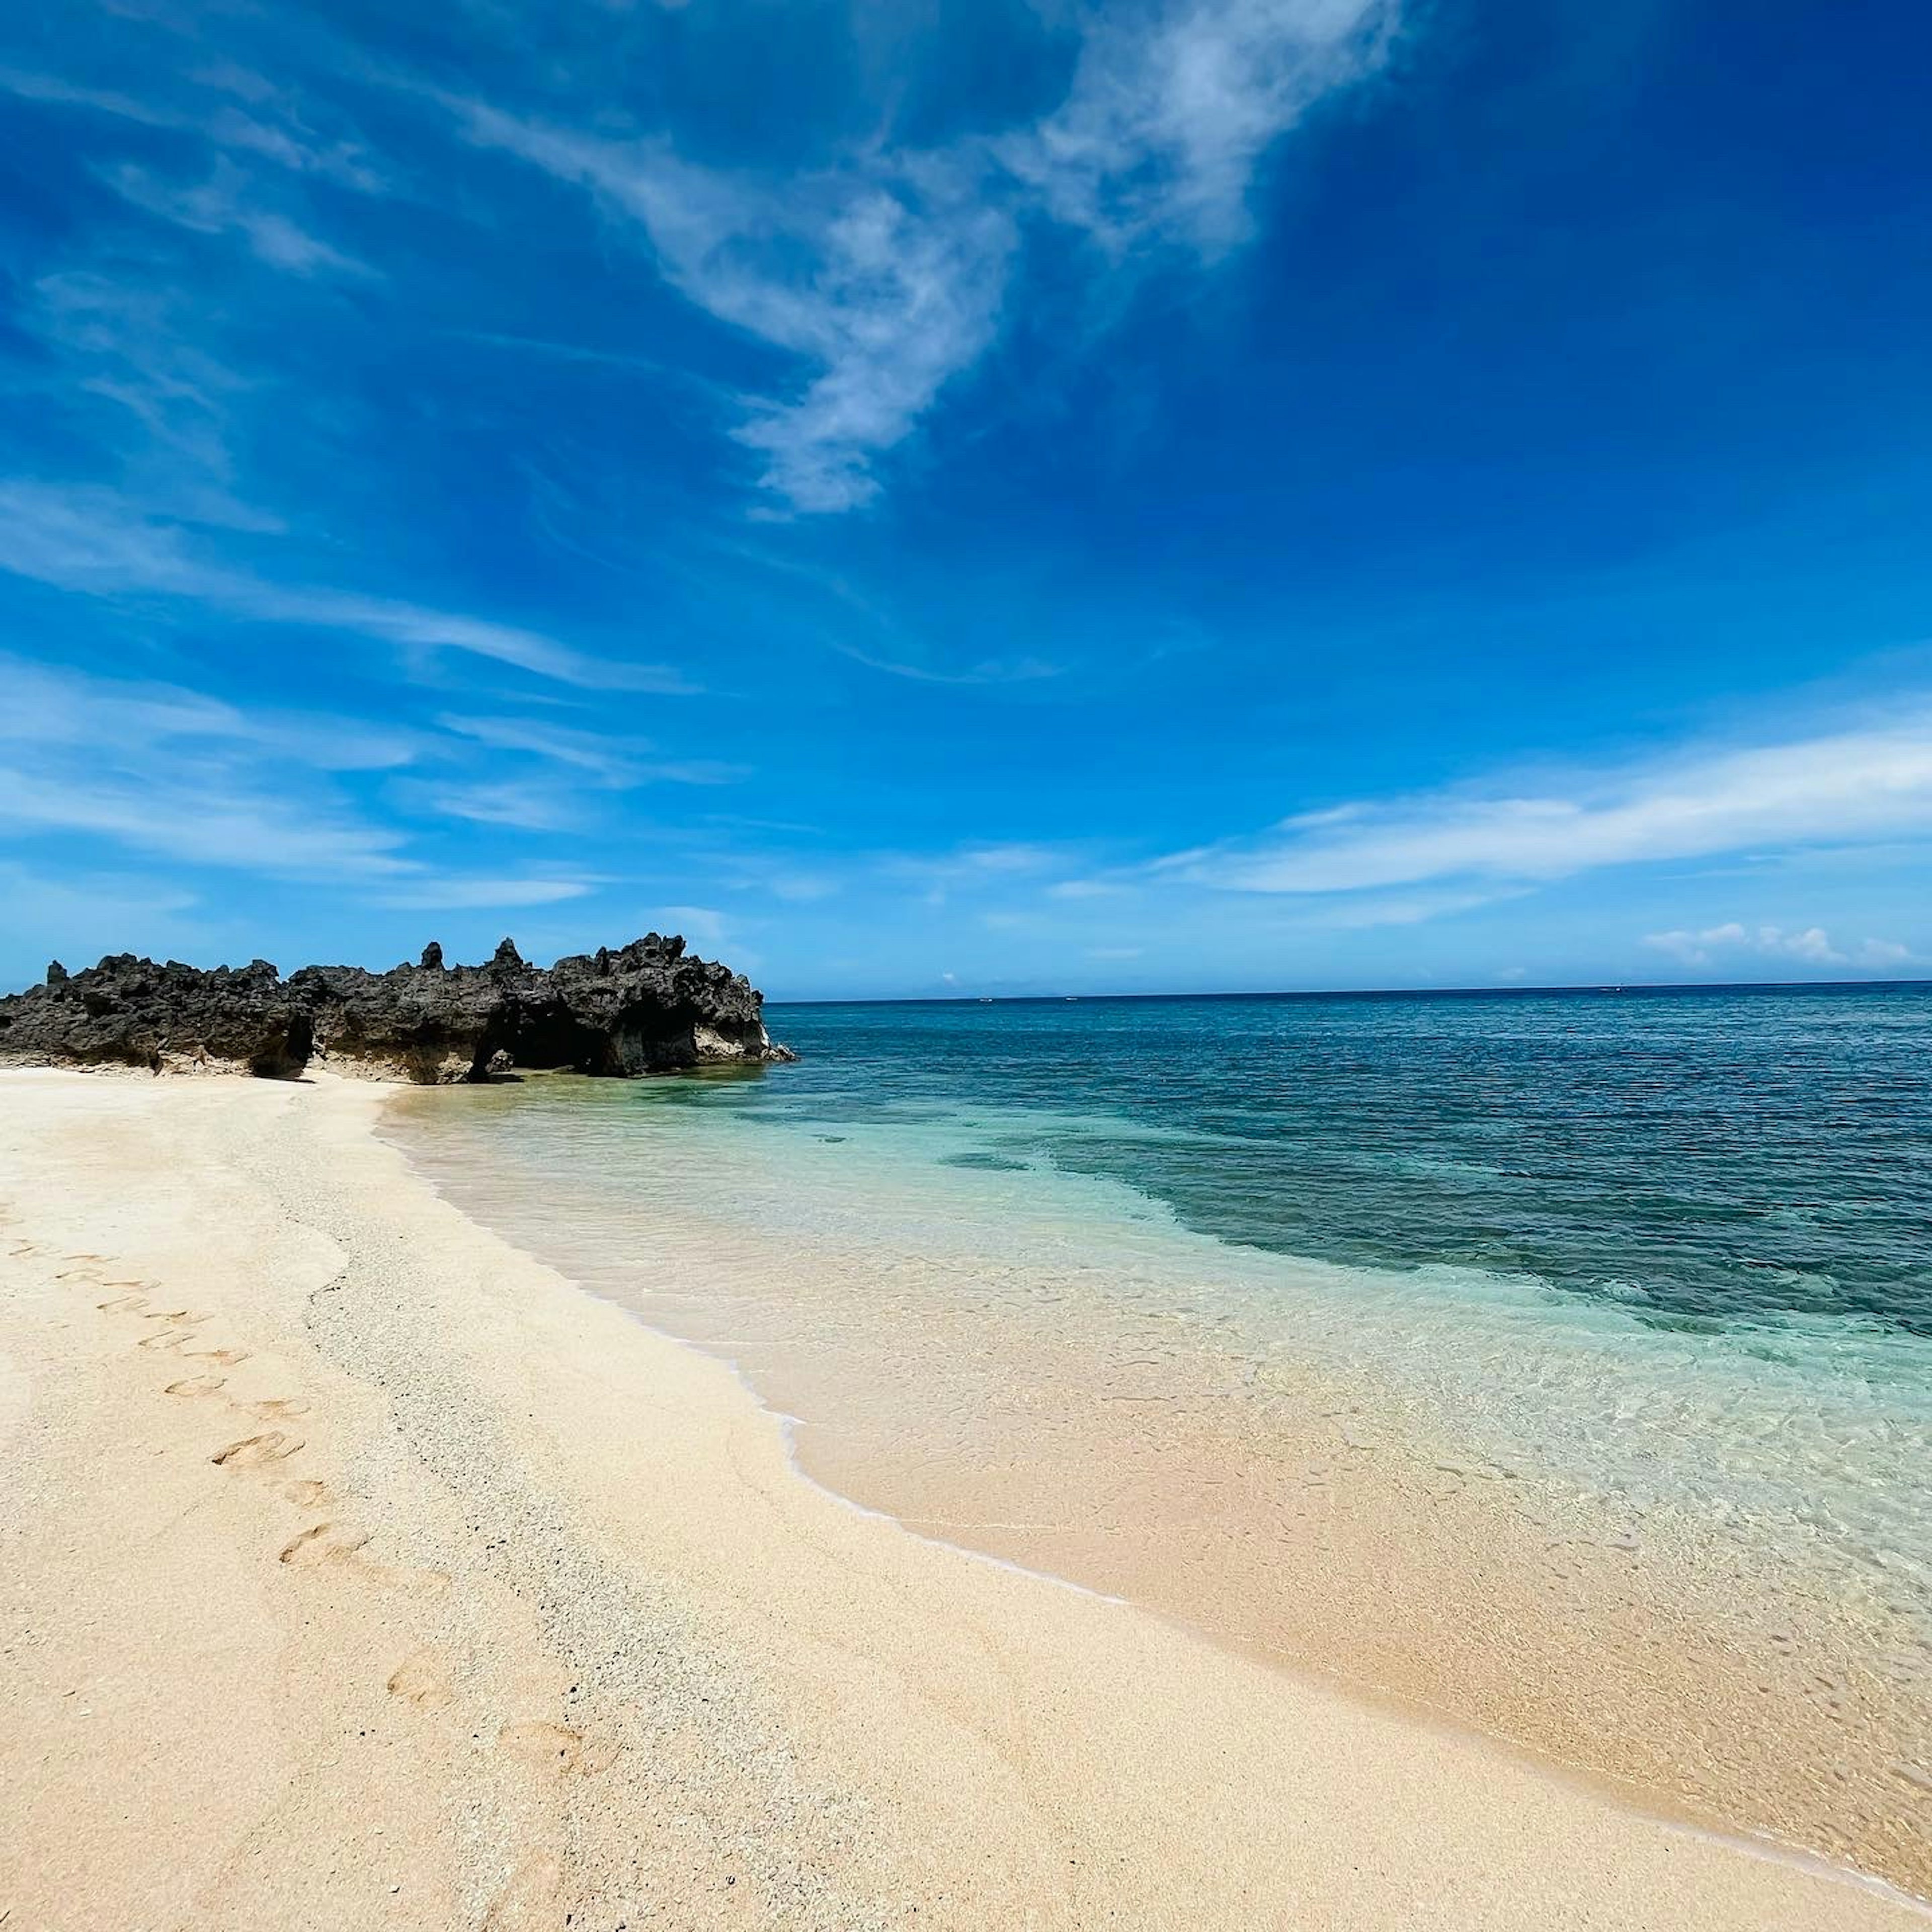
[0,954,314,1078]
[0,934,794,1083]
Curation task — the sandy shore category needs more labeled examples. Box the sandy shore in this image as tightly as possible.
[1,1070,1923,1930]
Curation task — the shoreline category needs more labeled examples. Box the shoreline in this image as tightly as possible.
[384,1074,1932,1901]
[3,1068,1926,1929]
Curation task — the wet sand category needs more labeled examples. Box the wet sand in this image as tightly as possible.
[2,1068,1924,1929]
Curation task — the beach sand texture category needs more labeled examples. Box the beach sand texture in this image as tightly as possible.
[1,1069,1923,1930]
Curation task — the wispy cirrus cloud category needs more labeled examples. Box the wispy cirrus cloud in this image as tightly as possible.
[436,714,743,784]
[458,0,1394,513]
[0,653,415,773]
[98,156,372,277]
[1159,712,1932,895]
[457,110,1016,514]
[372,876,597,911]
[999,0,1395,254]
[0,481,692,693]
[0,658,621,916]
[0,764,411,878]
[0,60,388,193]
[0,656,415,879]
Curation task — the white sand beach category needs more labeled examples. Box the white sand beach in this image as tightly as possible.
[2,1067,1923,1931]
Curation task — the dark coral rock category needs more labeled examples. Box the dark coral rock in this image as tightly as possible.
[3,935,792,1084]
[293,932,795,1083]
[0,953,313,1078]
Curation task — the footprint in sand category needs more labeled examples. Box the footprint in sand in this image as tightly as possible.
[496,1720,620,1779]
[279,1522,451,1597]
[244,1397,310,1421]
[281,1521,371,1569]
[184,1344,250,1367]
[212,1430,305,1470]
[97,1293,148,1313]
[480,1855,563,1931]
[385,1649,454,1711]
[281,1477,332,1507]
[137,1319,208,1351]
[164,1375,226,1399]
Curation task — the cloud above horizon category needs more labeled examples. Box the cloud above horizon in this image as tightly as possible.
[1643,923,1916,971]
[459,0,1395,512]
[1156,712,1932,896]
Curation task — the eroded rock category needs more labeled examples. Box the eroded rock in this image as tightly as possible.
[0,954,313,1078]
[294,932,796,1082]
[0,933,795,1082]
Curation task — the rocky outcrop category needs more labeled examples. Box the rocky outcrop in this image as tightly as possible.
[0,955,314,1078]
[0,935,794,1083]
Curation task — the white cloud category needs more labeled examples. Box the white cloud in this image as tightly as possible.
[458,110,1015,514]
[998,0,1393,253]
[886,843,1066,903]
[1301,886,1523,928]
[435,713,743,784]
[371,877,597,910]
[99,157,371,277]
[397,778,588,833]
[0,763,410,878]
[0,481,690,692]
[0,658,441,888]
[765,873,841,903]
[1643,923,1918,972]
[1162,713,1932,895]
[0,62,388,193]
[0,653,415,773]
[457,0,1393,512]
[657,904,729,948]
[1857,938,1914,967]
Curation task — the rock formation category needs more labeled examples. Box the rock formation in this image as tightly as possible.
[0,935,794,1083]
[0,955,314,1078]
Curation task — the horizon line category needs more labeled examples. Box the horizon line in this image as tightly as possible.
[768,975,1932,1008]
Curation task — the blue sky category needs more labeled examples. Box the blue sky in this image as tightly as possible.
[3,0,1929,999]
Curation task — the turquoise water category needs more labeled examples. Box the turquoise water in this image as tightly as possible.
[756,985,1932,1338]
[394,984,1932,1617]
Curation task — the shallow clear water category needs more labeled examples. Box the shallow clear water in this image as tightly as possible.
[392,987,1932,1622]
[757,985,1932,1337]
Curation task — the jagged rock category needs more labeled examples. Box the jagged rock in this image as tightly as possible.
[294,932,796,1082]
[0,954,313,1078]
[0,934,794,1084]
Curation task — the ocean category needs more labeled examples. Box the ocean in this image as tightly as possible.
[385,984,1932,1886]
